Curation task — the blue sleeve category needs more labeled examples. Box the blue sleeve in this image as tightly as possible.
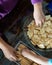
[48,59,52,65]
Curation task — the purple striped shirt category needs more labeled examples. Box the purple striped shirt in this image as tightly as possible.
[0,0,18,19]
[0,0,42,20]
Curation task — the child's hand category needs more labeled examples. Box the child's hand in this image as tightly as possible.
[33,10,45,26]
[33,3,45,26]
[2,45,18,61]
[0,38,18,61]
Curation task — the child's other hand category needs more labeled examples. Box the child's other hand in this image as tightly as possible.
[33,3,45,26]
[33,10,45,26]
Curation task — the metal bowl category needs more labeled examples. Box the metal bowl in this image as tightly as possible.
[22,13,52,59]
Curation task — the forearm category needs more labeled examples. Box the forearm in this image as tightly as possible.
[0,37,8,50]
[22,49,48,65]
[0,37,18,61]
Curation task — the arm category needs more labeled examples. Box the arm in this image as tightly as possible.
[0,37,18,61]
[22,49,48,65]
[31,0,45,26]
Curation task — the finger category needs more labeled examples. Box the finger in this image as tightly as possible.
[13,51,20,59]
[42,19,45,24]
[10,55,17,61]
[35,21,39,26]
[14,51,22,61]
[9,57,15,61]
[11,52,21,61]
[38,21,42,27]
[14,51,19,55]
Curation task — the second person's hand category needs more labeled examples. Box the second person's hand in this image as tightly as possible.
[33,2,45,26]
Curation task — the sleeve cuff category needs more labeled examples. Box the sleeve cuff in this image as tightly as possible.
[31,0,43,5]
